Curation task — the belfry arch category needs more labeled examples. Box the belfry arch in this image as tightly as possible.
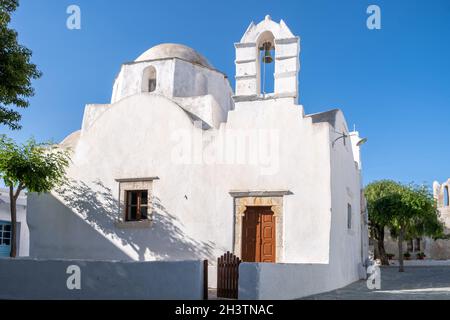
[256,31,275,96]
[234,15,300,102]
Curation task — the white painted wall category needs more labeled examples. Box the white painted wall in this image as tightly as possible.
[111,58,233,128]
[239,262,348,300]
[29,94,335,265]
[0,258,205,300]
[237,113,368,300]
[0,188,29,257]
[328,113,366,285]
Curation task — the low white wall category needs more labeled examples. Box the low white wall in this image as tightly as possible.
[0,258,205,300]
[239,262,355,300]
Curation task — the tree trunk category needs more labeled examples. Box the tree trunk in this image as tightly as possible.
[376,226,389,265]
[398,228,404,272]
[9,185,17,258]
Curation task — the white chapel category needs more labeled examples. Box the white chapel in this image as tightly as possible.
[28,16,369,290]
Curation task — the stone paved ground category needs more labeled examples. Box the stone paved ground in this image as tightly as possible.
[304,266,450,300]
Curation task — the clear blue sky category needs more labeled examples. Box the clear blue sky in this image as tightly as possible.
[1,0,449,186]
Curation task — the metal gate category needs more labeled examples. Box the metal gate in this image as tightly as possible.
[217,251,241,299]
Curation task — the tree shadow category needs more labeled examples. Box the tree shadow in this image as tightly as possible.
[55,180,215,261]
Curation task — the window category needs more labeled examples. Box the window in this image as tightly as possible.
[347,203,352,229]
[407,238,421,252]
[125,190,148,221]
[115,177,158,227]
[0,222,12,257]
[148,78,156,93]
[407,240,413,252]
[142,66,156,93]
[444,186,449,207]
[0,223,11,246]
[415,238,421,252]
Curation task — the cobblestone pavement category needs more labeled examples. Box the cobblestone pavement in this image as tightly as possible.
[304,266,450,300]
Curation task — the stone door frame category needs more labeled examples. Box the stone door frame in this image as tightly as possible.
[229,190,291,263]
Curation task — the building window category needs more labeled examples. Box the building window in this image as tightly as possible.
[444,186,449,207]
[415,238,421,252]
[0,223,11,246]
[407,240,413,252]
[115,177,159,228]
[407,238,421,252]
[142,66,156,93]
[148,78,156,93]
[125,190,148,221]
[347,203,352,229]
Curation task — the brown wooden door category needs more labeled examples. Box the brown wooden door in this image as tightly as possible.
[260,209,276,262]
[241,206,276,263]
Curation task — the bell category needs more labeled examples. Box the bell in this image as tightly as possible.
[261,42,273,64]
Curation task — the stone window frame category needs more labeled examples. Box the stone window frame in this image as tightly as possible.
[229,190,292,263]
[114,177,159,229]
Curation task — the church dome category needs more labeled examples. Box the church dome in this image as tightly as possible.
[135,43,213,68]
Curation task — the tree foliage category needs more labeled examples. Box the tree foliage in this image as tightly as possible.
[0,135,70,192]
[365,180,444,271]
[0,0,42,130]
[0,135,70,257]
[389,183,444,240]
[365,180,403,265]
[365,180,401,227]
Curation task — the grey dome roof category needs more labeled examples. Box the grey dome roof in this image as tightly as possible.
[135,43,213,68]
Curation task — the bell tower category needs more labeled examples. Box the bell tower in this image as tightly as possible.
[234,15,300,102]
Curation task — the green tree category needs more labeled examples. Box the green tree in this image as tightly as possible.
[366,180,443,272]
[365,180,401,265]
[0,0,42,130]
[0,135,70,257]
[388,183,443,272]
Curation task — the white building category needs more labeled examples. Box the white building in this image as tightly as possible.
[0,188,29,257]
[425,179,450,259]
[28,16,368,290]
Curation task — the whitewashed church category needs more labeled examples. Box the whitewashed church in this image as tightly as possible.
[28,16,368,290]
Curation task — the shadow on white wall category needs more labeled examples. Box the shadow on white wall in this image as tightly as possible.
[39,180,217,262]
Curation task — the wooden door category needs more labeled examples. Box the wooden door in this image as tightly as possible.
[260,209,276,262]
[241,206,276,263]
